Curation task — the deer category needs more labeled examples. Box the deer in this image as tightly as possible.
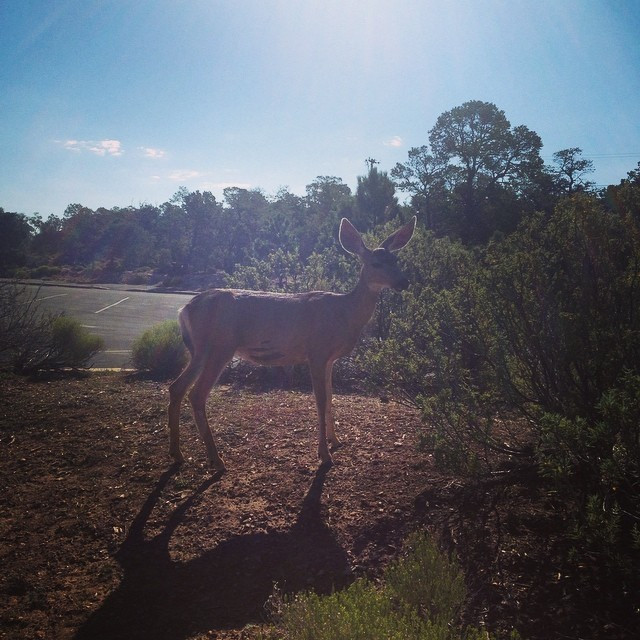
[167,216,416,471]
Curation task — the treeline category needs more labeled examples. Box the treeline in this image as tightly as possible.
[1,100,604,285]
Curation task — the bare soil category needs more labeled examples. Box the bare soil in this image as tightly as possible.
[0,373,635,639]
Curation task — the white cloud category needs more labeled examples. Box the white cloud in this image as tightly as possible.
[384,136,404,148]
[168,170,202,181]
[140,147,166,159]
[93,139,122,156]
[61,139,123,156]
[62,139,82,152]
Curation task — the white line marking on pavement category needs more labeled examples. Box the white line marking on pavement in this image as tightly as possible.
[104,350,132,354]
[36,293,68,301]
[94,297,130,314]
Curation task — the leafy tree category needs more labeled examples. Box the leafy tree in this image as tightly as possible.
[432,101,545,242]
[31,214,63,264]
[97,206,157,272]
[539,373,640,587]
[221,187,268,270]
[0,209,34,273]
[391,146,447,233]
[156,189,229,275]
[58,204,101,266]
[353,159,399,231]
[157,197,192,274]
[254,188,303,259]
[181,189,225,272]
[394,101,546,243]
[604,161,640,224]
[300,176,354,258]
[551,147,595,194]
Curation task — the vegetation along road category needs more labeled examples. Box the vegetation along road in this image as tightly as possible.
[22,283,192,368]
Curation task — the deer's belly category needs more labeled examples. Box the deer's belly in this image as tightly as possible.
[236,344,306,366]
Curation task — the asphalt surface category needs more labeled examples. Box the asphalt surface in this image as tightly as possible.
[20,283,194,368]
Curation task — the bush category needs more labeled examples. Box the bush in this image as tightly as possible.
[12,316,103,372]
[121,269,152,285]
[361,194,640,473]
[0,282,45,367]
[31,264,62,279]
[0,283,103,372]
[384,533,467,626]
[131,320,187,379]
[47,316,104,369]
[276,533,489,640]
[226,247,357,294]
[279,579,432,640]
[538,372,640,587]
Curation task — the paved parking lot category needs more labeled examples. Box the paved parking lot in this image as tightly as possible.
[21,283,194,368]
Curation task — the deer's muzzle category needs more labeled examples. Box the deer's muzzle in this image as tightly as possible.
[393,276,410,291]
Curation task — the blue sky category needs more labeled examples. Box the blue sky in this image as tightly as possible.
[1,0,639,217]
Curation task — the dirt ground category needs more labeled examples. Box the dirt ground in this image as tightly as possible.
[0,373,635,639]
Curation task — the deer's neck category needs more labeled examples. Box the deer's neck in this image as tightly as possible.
[346,277,382,330]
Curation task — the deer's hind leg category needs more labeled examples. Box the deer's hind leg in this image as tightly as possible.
[188,349,234,471]
[168,357,203,463]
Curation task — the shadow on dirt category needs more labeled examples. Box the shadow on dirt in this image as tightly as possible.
[74,464,350,640]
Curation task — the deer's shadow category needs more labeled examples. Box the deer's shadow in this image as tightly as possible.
[74,464,349,640]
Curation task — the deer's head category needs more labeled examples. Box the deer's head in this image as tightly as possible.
[339,217,416,292]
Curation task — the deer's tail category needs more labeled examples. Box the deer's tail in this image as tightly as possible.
[177,306,194,355]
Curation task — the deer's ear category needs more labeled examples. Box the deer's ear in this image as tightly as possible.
[380,216,416,252]
[339,218,367,256]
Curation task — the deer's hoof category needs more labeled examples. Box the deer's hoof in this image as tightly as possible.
[170,450,185,464]
[209,458,227,473]
[318,448,334,467]
[319,458,334,471]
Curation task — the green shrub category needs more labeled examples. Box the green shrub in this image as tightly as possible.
[226,247,356,294]
[538,372,640,585]
[1,283,103,372]
[121,269,152,285]
[277,533,489,640]
[384,533,467,626]
[10,315,104,372]
[280,579,433,640]
[131,320,187,379]
[362,195,640,473]
[11,267,31,279]
[49,316,104,368]
[31,264,61,278]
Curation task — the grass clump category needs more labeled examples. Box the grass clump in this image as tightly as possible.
[131,320,187,379]
[275,533,493,640]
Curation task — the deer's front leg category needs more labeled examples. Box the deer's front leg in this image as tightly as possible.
[323,362,341,451]
[310,360,334,466]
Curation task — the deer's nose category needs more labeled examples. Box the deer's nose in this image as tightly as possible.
[393,276,410,291]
